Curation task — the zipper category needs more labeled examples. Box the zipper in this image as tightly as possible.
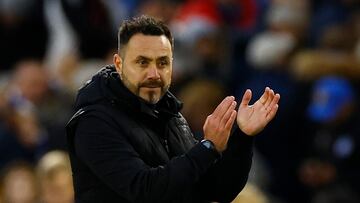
[164,138,170,154]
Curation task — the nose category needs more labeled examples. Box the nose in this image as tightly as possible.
[147,65,160,80]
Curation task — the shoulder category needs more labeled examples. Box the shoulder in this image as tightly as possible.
[66,103,130,138]
[173,113,189,125]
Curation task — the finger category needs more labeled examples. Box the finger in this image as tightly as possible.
[220,101,237,126]
[264,89,275,109]
[213,96,235,118]
[212,97,230,116]
[267,93,280,112]
[225,110,237,130]
[240,89,252,107]
[203,115,210,131]
[266,104,279,121]
[258,87,270,105]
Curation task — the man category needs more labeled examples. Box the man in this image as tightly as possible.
[66,15,280,203]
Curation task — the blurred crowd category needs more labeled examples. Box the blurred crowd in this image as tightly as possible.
[0,0,359,202]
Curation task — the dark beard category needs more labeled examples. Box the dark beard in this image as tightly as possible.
[120,72,170,103]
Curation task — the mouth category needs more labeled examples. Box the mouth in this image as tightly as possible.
[142,85,161,88]
[140,80,164,89]
[141,86,161,90]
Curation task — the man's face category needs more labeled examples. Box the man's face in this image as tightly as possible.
[114,34,173,104]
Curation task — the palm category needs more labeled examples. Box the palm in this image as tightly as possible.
[237,88,280,136]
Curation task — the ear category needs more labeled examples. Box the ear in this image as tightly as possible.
[113,54,123,76]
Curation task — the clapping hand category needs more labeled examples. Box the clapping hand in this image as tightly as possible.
[203,87,280,152]
[237,87,280,136]
[203,96,237,152]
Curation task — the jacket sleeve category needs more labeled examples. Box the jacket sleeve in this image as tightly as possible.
[193,127,254,202]
[73,113,219,202]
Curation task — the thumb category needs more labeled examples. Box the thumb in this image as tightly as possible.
[240,89,252,107]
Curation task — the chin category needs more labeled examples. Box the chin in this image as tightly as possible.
[140,95,161,104]
[139,90,162,104]
[149,99,160,104]
[146,98,160,104]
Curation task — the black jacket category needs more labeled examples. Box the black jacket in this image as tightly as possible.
[66,65,253,203]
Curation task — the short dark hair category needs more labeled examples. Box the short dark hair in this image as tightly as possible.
[118,15,174,54]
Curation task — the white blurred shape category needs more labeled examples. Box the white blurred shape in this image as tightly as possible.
[246,31,295,69]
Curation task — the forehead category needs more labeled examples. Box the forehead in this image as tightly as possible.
[124,33,172,58]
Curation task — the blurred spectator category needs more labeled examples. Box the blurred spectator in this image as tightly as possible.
[37,150,74,203]
[0,59,74,168]
[0,60,49,168]
[0,0,48,71]
[9,60,49,105]
[0,161,39,203]
[172,0,261,43]
[265,0,309,43]
[246,31,296,69]
[290,1,360,81]
[230,0,309,93]
[298,76,360,202]
[291,50,360,81]
[44,0,78,75]
[171,0,263,83]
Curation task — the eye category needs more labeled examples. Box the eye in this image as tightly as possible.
[158,60,169,67]
[137,59,149,67]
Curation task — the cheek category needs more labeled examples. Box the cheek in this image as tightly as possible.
[161,68,172,83]
[123,66,144,84]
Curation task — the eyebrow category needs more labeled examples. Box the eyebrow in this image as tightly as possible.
[135,56,152,61]
[157,56,170,61]
[135,55,170,62]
